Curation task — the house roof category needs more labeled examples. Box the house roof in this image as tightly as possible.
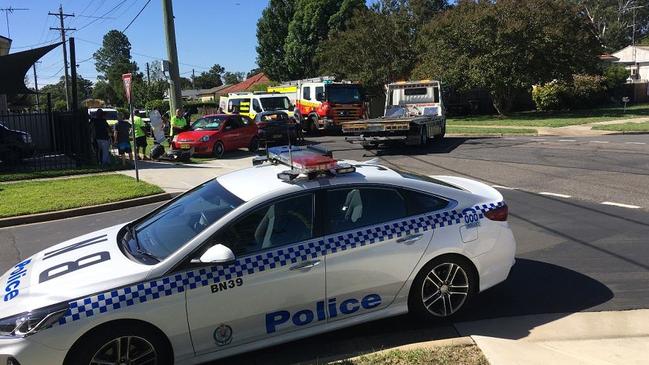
[611,45,649,63]
[599,53,619,61]
[220,73,270,94]
[199,84,230,95]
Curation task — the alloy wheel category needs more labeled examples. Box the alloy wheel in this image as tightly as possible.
[90,335,157,365]
[420,262,469,317]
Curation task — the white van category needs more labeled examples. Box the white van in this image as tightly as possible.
[223,92,293,119]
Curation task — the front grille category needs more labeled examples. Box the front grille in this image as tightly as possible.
[331,106,362,124]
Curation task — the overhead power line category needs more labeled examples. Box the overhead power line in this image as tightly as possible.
[72,0,128,33]
[0,6,28,38]
[123,0,152,32]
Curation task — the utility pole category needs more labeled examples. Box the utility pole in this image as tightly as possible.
[192,68,195,89]
[0,7,28,38]
[49,5,75,111]
[146,62,151,85]
[69,37,79,112]
[33,61,40,112]
[161,0,182,114]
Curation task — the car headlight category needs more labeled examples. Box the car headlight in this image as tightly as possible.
[0,303,68,337]
[199,135,210,142]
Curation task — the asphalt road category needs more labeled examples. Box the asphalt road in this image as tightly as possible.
[1,134,647,363]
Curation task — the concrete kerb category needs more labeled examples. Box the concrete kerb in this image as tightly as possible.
[0,192,180,228]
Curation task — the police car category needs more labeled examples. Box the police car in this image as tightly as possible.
[0,146,516,365]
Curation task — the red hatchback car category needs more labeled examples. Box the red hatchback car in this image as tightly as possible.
[171,114,259,158]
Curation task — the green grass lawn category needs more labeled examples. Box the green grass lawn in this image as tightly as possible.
[448,103,649,128]
[591,121,649,132]
[0,174,163,218]
[0,165,130,183]
[336,345,488,365]
[447,126,537,136]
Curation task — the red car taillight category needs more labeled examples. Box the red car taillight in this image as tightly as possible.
[485,204,508,221]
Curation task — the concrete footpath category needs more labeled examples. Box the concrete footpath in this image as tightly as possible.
[118,155,252,193]
[455,309,649,365]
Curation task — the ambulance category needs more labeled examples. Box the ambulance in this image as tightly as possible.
[221,92,293,120]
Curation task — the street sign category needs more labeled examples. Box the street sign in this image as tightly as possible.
[122,73,132,104]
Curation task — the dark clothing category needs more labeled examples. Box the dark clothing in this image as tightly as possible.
[92,117,111,140]
[114,120,131,144]
[135,136,148,148]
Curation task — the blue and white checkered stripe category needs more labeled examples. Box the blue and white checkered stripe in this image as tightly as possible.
[58,201,504,326]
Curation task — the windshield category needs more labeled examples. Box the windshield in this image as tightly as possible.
[260,96,292,111]
[327,86,362,104]
[192,116,227,130]
[123,180,243,263]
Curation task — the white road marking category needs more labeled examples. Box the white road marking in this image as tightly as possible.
[601,201,641,209]
[559,139,576,142]
[503,137,518,140]
[492,185,517,190]
[625,142,646,145]
[590,140,609,144]
[539,192,572,198]
[530,138,546,141]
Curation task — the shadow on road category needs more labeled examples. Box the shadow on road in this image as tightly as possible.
[212,258,612,364]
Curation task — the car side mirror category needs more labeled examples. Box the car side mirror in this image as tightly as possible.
[191,244,235,265]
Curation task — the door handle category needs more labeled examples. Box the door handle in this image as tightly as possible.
[397,234,424,245]
[290,260,320,271]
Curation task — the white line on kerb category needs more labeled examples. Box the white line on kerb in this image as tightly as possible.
[590,140,609,144]
[492,185,517,190]
[539,192,572,198]
[559,139,576,142]
[601,201,641,209]
[625,142,646,145]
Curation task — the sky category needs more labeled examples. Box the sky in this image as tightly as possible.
[1,0,269,86]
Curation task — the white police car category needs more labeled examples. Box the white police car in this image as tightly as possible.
[0,146,516,365]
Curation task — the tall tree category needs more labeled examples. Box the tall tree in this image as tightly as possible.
[317,8,415,94]
[223,72,245,85]
[256,0,296,81]
[193,64,225,89]
[576,0,649,51]
[414,0,602,114]
[283,0,365,79]
[40,75,94,108]
[93,30,138,106]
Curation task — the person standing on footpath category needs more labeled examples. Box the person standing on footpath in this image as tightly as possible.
[132,109,148,160]
[113,112,133,166]
[91,109,112,166]
[170,108,187,139]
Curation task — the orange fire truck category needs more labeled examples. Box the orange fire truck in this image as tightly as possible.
[267,76,366,134]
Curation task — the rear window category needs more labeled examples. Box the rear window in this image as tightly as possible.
[404,88,427,96]
[395,170,463,190]
[401,189,449,215]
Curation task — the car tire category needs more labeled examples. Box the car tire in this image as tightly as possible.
[308,115,320,136]
[212,141,225,158]
[434,124,446,141]
[249,136,259,153]
[64,322,172,365]
[408,255,476,320]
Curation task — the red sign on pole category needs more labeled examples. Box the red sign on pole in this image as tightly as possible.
[122,73,132,104]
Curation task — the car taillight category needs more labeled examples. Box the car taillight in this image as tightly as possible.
[485,204,508,221]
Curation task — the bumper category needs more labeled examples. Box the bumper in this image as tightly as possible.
[474,225,517,292]
[172,141,212,155]
[0,337,67,365]
[318,118,342,130]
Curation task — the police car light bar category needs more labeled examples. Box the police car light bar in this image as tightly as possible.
[262,145,355,181]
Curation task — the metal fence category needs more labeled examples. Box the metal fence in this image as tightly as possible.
[0,109,94,172]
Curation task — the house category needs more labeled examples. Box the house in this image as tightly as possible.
[610,45,649,82]
[196,84,230,102]
[219,73,270,94]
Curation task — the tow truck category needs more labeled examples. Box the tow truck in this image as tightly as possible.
[342,80,446,147]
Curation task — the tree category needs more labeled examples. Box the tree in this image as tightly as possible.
[317,8,415,94]
[576,0,649,51]
[223,71,245,85]
[39,75,94,108]
[256,0,296,81]
[92,80,118,105]
[414,0,602,114]
[179,77,193,89]
[93,30,138,106]
[193,64,225,89]
[283,0,365,79]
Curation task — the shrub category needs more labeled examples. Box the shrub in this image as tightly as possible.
[532,81,570,111]
[571,74,606,108]
[145,99,169,113]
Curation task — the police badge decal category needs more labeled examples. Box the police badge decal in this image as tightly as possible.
[213,324,233,346]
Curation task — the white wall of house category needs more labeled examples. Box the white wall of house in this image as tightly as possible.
[611,46,649,82]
